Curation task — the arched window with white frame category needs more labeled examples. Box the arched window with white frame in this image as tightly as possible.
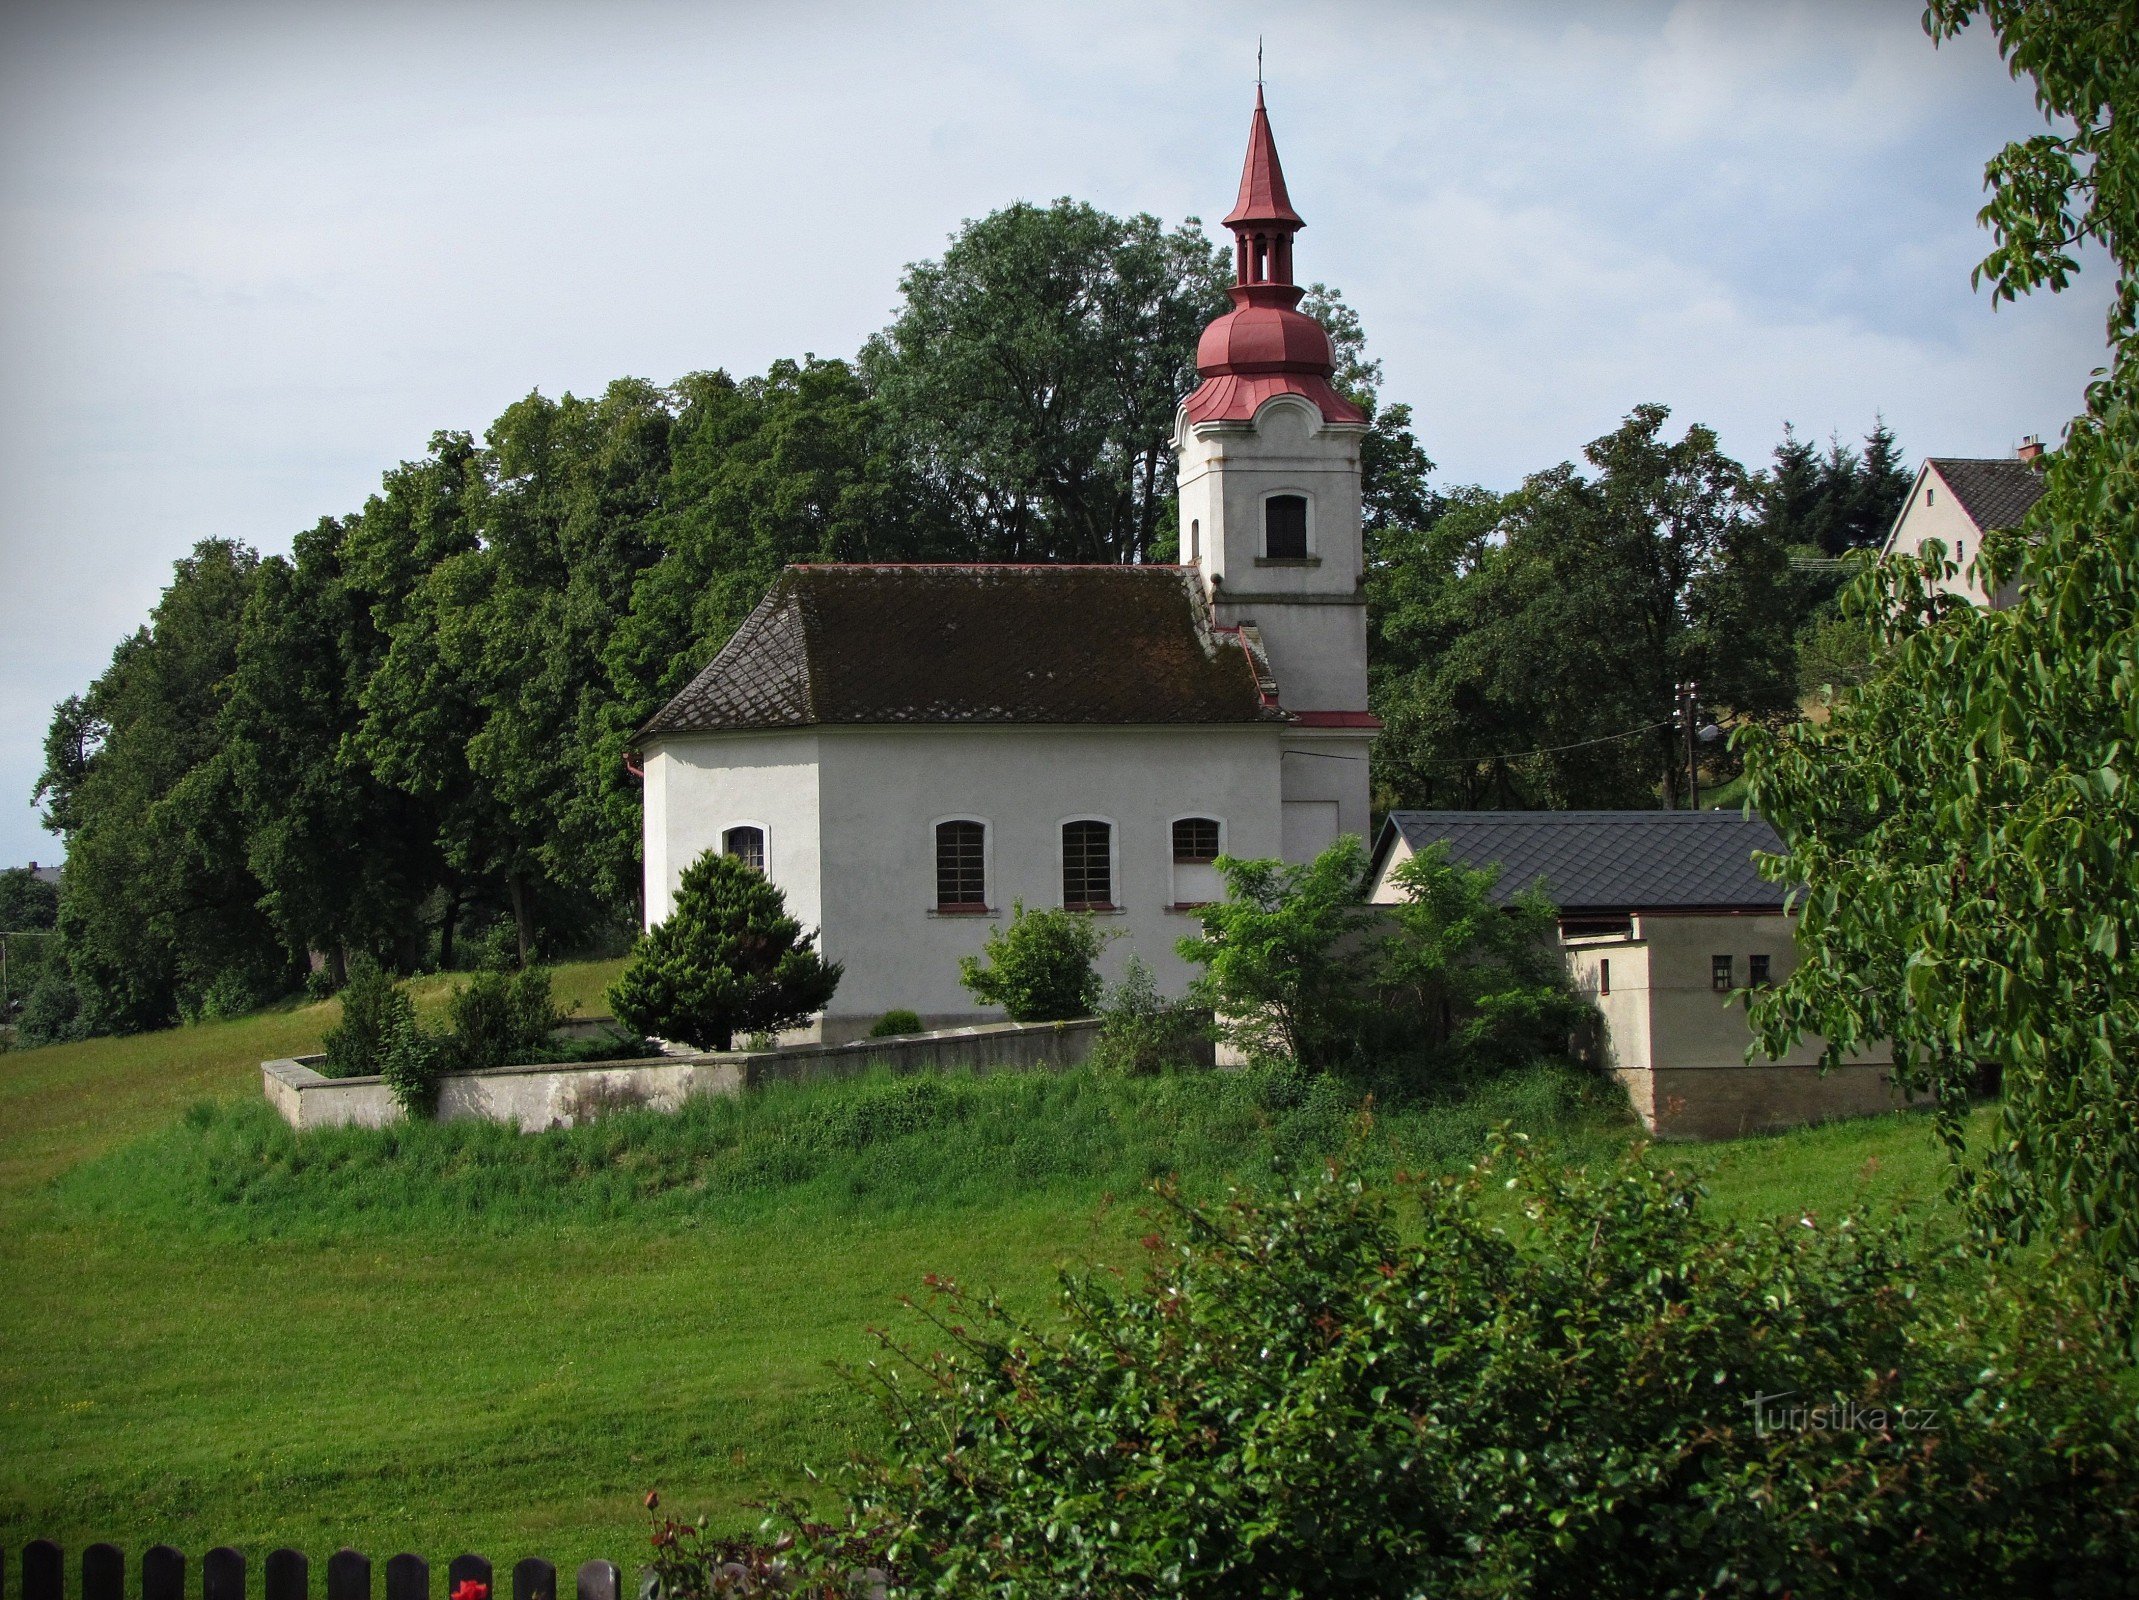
[721,824,766,874]
[1060,818,1116,911]
[1170,815,1224,907]
[1263,492,1309,560]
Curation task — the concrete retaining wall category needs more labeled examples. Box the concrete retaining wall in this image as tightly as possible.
[263,1017,1111,1133]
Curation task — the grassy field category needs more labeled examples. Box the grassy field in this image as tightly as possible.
[0,961,1964,1573]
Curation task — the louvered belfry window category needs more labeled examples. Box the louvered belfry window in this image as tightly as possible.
[936,820,986,910]
[1062,820,1113,909]
[722,826,765,873]
[1265,495,1308,559]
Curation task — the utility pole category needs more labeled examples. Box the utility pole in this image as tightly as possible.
[1674,680,1702,810]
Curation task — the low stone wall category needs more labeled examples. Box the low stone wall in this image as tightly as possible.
[1617,1062,1926,1141]
[263,1017,1110,1133]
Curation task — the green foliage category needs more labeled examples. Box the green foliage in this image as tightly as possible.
[955,903,1103,1022]
[1793,603,1880,697]
[1377,842,1584,1074]
[320,958,413,1080]
[1743,0,2139,1338]
[17,959,85,1047]
[1370,406,1812,811]
[0,867,59,932]
[1755,419,1914,557]
[447,965,563,1073]
[1177,837,1377,1069]
[862,199,1226,563]
[377,1006,453,1118]
[609,850,841,1051]
[868,1009,924,1039]
[827,1148,2139,1599]
[1086,956,1207,1076]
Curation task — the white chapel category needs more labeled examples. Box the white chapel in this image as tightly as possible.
[634,91,1380,1040]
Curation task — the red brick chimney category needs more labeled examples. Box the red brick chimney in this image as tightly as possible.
[2016,435,2045,464]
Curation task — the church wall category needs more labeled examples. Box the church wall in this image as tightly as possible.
[810,724,1286,1035]
[642,732,824,931]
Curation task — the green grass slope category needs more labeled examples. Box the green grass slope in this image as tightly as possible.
[0,960,1959,1572]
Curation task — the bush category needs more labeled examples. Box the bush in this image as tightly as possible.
[1087,956,1206,1075]
[1375,841,1584,1076]
[608,850,841,1051]
[801,1144,2139,1599]
[957,903,1104,1021]
[869,1008,924,1039]
[320,959,409,1079]
[16,961,85,1048]
[1176,837,1377,1069]
[447,965,562,1072]
[302,966,339,1002]
[376,1007,451,1118]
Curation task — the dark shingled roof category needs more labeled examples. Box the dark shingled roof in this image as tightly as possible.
[1927,457,2046,535]
[640,564,1281,738]
[1374,810,1788,914]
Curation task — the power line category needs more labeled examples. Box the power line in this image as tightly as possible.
[1412,718,1675,770]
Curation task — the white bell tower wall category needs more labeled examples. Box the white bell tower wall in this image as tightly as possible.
[1176,392,1374,857]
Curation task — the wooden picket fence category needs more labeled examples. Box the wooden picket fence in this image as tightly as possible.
[5,1543,628,1600]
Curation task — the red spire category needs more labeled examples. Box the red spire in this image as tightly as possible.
[1181,88,1365,429]
[1223,86,1303,230]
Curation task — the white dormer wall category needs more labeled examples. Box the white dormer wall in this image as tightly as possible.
[1176,394,1370,713]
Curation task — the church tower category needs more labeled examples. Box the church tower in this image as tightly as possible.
[1177,88,1377,859]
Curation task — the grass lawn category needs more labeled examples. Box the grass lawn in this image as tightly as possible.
[0,963,1965,1573]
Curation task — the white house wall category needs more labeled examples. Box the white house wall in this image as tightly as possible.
[1883,465,2007,607]
[643,732,824,931]
[813,724,1286,1035]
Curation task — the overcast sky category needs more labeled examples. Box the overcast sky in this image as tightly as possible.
[0,0,2111,866]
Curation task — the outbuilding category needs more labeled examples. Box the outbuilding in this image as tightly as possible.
[1368,810,1907,1139]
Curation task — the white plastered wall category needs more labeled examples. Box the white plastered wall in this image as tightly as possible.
[642,732,823,931]
[812,724,1285,1035]
[1177,393,1370,714]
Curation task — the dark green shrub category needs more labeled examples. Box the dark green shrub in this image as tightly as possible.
[302,966,339,1002]
[801,1144,2139,1598]
[16,961,84,1048]
[869,1008,924,1038]
[957,902,1104,1021]
[447,965,562,1072]
[321,959,409,1079]
[608,850,841,1051]
[1088,956,1206,1075]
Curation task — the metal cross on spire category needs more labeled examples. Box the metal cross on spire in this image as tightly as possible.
[1256,36,1263,88]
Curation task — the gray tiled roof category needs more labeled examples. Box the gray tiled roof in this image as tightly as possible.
[1927,457,2046,535]
[640,564,1280,739]
[1375,810,1787,914]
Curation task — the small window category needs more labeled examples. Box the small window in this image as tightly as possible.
[722,826,765,873]
[1711,954,1734,993]
[1265,495,1308,559]
[935,820,986,910]
[1598,958,1610,996]
[1749,953,1771,987]
[1955,539,1965,566]
[1062,820,1113,909]
[1173,817,1221,864]
[1926,487,1935,506]
[1189,519,1200,561]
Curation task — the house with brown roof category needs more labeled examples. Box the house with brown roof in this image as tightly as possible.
[1878,444,2047,607]
[1368,812,1907,1139]
[634,91,1378,1040]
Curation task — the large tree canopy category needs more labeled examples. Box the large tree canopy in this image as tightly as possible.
[1742,0,2139,1335]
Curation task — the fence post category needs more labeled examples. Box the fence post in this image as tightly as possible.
[23,1542,60,1600]
[266,1549,309,1600]
[445,1558,489,1600]
[572,1563,618,1600]
[204,1548,244,1600]
[83,1546,123,1600]
[325,1552,370,1600]
[383,1555,427,1600]
[509,1562,554,1600]
[142,1547,184,1600]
